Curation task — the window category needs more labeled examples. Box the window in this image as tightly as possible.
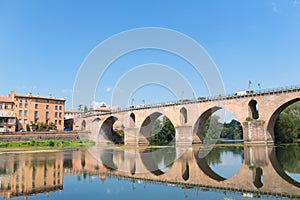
[19,110,22,117]
[59,112,62,118]
[19,103,23,108]
[46,112,49,119]
[18,119,22,124]
[59,106,62,110]
[59,120,61,125]
[34,111,38,119]
[35,104,38,109]
[55,105,58,110]
[24,119,28,124]
[25,98,28,102]
[19,98,22,102]
[46,105,49,109]
[4,104,8,109]
[55,120,57,125]
[55,112,58,118]
[25,103,28,108]
[24,110,28,117]
[0,104,2,109]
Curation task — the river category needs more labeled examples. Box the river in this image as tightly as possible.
[0,143,299,199]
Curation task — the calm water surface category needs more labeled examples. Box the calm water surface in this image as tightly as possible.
[0,144,299,200]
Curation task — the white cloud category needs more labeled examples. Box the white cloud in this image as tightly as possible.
[106,87,113,92]
[91,100,107,109]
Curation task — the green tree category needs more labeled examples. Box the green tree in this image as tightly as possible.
[203,115,223,139]
[84,105,88,113]
[151,117,175,146]
[275,102,300,143]
[26,124,31,132]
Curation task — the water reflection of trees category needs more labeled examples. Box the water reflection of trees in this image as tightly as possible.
[276,144,300,174]
[204,146,244,165]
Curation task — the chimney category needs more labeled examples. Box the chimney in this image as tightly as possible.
[49,94,52,98]
[29,92,32,97]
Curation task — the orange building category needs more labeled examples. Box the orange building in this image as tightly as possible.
[8,91,65,131]
[0,97,16,132]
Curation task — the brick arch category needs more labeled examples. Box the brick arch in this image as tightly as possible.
[129,112,135,128]
[180,107,188,124]
[138,112,175,145]
[267,98,300,141]
[248,99,259,120]
[193,106,222,143]
[81,120,86,131]
[93,117,101,122]
[99,116,118,142]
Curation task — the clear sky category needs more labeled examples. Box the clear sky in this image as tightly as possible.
[0,0,300,110]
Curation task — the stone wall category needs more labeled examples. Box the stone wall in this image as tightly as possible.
[0,131,91,142]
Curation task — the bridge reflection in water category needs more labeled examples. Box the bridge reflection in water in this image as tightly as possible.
[0,144,299,199]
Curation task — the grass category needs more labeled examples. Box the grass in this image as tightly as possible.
[0,139,95,148]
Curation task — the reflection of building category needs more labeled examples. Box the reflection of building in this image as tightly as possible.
[0,153,63,199]
[8,91,65,131]
[0,97,16,132]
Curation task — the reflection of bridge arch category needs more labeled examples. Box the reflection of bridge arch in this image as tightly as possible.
[269,146,300,187]
[140,148,176,176]
[267,98,300,141]
[139,112,175,145]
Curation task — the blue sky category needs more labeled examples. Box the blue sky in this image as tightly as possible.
[0,1,300,109]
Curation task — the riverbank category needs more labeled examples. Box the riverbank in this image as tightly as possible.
[0,131,91,142]
[0,139,95,148]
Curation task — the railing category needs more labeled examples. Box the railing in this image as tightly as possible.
[83,84,300,117]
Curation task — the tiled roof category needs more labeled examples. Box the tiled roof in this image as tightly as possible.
[0,97,13,103]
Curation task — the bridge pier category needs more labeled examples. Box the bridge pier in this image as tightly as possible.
[124,127,139,145]
[175,125,193,146]
[243,121,273,143]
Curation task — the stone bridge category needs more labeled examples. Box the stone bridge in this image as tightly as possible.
[74,86,300,145]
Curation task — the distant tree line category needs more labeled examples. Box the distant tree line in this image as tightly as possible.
[203,115,243,140]
[275,102,300,143]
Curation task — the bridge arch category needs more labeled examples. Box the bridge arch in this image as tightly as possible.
[180,107,187,124]
[193,106,222,143]
[129,113,135,127]
[139,112,175,145]
[267,98,300,141]
[99,116,124,143]
[81,120,86,131]
[248,99,259,120]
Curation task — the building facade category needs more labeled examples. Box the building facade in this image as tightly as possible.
[8,91,65,131]
[0,97,16,132]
